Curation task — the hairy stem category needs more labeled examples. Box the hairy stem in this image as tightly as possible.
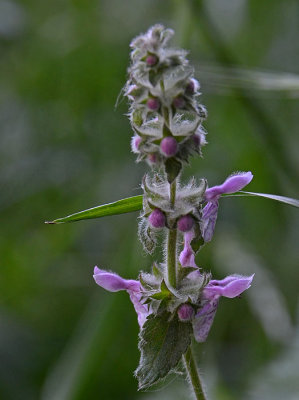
[167,180,177,288]
[183,347,207,400]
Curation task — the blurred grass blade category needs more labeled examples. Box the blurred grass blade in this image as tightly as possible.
[46,195,143,224]
[198,63,299,97]
[224,191,299,208]
[46,190,299,225]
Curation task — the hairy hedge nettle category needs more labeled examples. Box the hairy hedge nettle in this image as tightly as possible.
[47,24,299,400]
[101,25,253,396]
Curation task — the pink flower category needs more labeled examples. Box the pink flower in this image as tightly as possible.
[93,267,150,327]
[179,229,198,268]
[193,274,254,342]
[202,172,253,242]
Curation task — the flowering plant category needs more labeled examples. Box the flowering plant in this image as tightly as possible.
[47,25,299,399]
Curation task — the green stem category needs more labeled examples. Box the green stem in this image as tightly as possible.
[183,347,207,400]
[167,180,177,288]
[170,179,176,206]
[167,228,177,288]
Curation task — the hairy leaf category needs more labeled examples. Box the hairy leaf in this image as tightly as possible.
[138,218,157,254]
[135,312,192,390]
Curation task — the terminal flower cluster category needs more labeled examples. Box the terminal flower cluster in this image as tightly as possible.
[125,25,207,170]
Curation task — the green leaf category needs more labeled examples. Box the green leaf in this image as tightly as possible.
[190,223,204,254]
[45,195,143,224]
[150,280,172,300]
[135,312,192,390]
[223,191,299,208]
[165,158,182,183]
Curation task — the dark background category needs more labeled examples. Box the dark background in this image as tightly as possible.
[0,0,298,399]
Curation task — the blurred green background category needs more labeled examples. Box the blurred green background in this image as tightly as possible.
[0,0,298,399]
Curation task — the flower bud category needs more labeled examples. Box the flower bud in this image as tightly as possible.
[147,153,158,164]
[147,97,160,111]
[185,78,199,95]
[178,304,194,322]
[126,84,139,100]
[160,137,178,157]
[146,54,158,66]
[177,215,194,232]
[173,96,185,109]
[192,132,207,148]
[131,135,141,153]
[148,208,166,228]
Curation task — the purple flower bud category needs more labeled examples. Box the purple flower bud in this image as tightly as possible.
[148,208,166,228]
[192,133,200,147]
[178,304,194,322]
[185,78,199,94]
[146,54,158,66]
[173,96,185,109]
[177,215,194,232]
[131,135,141,153]
[179,230,198,268]
[147,153,158,164]
[147,97,160,111]
[160,137,178,157]
[125,84,138,100]
[193,131,207,148]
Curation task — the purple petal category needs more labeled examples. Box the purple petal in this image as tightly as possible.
[129,291,150,328]
[205,171,253,201]
[93,267,149,327]
[203,274,254,299]
[93,267,140,292]
[179,230,198,268]
[186,269,202,280]
[201,201,219,242]
[192,298,219,342]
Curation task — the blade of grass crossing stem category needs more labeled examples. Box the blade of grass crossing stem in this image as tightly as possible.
[223,191,299,208]
[46,191,299,225]
[46,195,143,224]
